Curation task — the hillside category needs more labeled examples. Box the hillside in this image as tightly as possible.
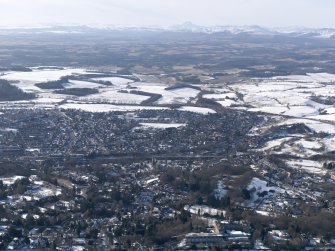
[0,79,36,101]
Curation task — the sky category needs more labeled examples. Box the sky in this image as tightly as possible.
[0,0,334,28]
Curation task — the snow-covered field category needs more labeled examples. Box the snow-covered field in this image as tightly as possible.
[277,118,335,134]
[57,103,216,115]
[203,93,238,100]
[245,177,286,209]
[213,73,335,174]
[0,68,214,114]
[260,137,294,151]
[1,68,87,83]
[63,80,104,89]
[5,68,335,120]
[286,159,326,175]
[0,176,25,186]
[91,76,134,86]
[2,68,335,116]
[26,185,62,200]
[234,80,328,117]
[82,89,149,104]
[178,106,216,114]
[204,74,335,123]
[273,73,335,83]
[139,123,186,129]
[59,103,169,113]
[255,114,335,161]
[0,68,87,93]
[248,178,284,199]
[133,83,200,104]
[263,137,324,158]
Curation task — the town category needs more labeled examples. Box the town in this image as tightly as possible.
[0,24,334,250]
[0,100,334,250]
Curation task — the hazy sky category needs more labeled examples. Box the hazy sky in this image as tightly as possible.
[0,0,334,28]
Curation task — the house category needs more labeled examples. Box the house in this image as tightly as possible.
[182,232,224,245]
[225,230,251,242]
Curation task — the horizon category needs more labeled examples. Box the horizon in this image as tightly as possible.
[0,0,335,29]
[0,22,334,31]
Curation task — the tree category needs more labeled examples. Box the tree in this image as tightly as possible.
[0,80,36,101]
[0,190,7,200]
[241,188,251,200]
[7,226,22,238]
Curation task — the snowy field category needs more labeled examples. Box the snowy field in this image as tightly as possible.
[58,103,169,113]
[82,89,149,104]
[56,103,216,115]
[201,73,335,123]
[227,74,335,120]
[285,159,326,175]
[0,176,25,186]
[0,68,87,93]
[133,83,200,104]
[0,67,213,114]
[2,68,335,116]
[63,80,104,89]
[91,76,134,86]
[139,123,186,129]
[211,73,335,176]
[178,106,216,114]
[1,68,87,83]
[4,68,335,119]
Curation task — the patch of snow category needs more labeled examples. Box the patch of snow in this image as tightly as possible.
[0,176,25,186]
[91,77,134,86]
[178,106,216,114]
[283,106,319,117]
[63,80,104,89]
[248,106,288,115]
[214,180,228,199]
[203,93,238,100]
[0,128,18,133]
[247,177,284,203]
[1,68,86,83]
[254,239,269,250]
[256,210,271,216]
[139,123,186,129]
[25,148,40,153]
[134,84,200,104]
[286,159,326,175]
[216,99,241,107]
[260,137,294,151]
[84,89,149,104]
[145,177,159,186]
[278,118,335,134]
[59,103,169,113]
[295,139,322,150]
[307,114,335,122]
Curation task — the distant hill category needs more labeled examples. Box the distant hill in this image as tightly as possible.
[0,24,334,40]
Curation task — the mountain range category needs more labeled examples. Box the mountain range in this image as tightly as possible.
[0,22,334,39]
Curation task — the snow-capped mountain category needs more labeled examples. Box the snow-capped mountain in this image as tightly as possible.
[168,23,335,38]
[169,22,274,35]
[273,27,335,38]
[0,22,334,39]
